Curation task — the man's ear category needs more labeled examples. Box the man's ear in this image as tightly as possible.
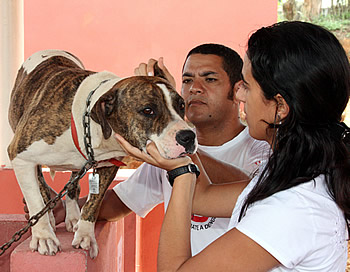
[91,93,117,139]
[232,80,243,103]
[275,94,289,120]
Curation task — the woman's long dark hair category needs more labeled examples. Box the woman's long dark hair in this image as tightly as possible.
[239,21,350,225]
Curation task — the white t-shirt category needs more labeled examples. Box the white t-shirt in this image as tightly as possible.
[229,171,349,271]
[114,127,269,255]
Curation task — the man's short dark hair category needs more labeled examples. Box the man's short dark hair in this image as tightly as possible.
[184,43,243,99]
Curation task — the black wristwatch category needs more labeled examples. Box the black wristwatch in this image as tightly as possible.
[167,163,200,186]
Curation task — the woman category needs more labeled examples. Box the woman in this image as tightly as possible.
[115,21,350,271]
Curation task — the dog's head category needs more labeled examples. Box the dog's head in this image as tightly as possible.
[91,76,197,159]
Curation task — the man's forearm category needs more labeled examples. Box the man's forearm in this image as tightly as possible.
[74,190,132,222]
[194,149,249,184]
[97,189,132,221]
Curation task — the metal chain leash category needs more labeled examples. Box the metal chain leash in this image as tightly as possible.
[0,161,93,256]
[83,79,110,164]
[83,89,97,164]
[0,83,104,257]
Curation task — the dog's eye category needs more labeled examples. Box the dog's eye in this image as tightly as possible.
[180,102,185,111]
[142,108,154,115]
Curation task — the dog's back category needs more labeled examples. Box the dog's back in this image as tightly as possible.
[8,51,95,160]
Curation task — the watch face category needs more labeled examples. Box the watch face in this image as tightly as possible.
[189,164,196,172]
[189,163,200,177]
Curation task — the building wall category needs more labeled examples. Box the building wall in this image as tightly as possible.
[24,0,277,87]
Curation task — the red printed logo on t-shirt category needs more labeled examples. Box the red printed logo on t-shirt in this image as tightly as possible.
[191,214,209,223]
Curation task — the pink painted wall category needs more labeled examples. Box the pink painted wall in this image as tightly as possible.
[24,0,277,88]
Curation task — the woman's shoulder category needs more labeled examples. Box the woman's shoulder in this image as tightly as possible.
[259,175,339,216]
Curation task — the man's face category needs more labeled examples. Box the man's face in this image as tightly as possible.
[181,54,237,126]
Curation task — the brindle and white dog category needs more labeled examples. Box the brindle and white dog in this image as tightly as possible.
[8,50,197,258]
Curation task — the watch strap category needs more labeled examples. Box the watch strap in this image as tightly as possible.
[167,163,200,186]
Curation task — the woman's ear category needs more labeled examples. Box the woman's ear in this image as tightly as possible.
[275,94,289,120]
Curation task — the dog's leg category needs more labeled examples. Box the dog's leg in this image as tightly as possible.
[65,171,81,232]
[12,158,61,255]
[72,166,118,259]
[37,165,56,231]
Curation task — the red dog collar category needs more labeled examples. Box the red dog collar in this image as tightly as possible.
[71,114,126,167]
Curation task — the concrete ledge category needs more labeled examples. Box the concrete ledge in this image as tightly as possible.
[9,220,126,272]
[0,214,31,272]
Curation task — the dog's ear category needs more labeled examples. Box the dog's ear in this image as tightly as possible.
[153,60,176,89]
[153,61,167,80]
[91,94,116,139]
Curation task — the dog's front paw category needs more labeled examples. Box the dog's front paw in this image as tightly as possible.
[65,196,80,232]
[72,220,98,259]
[30,223,61,256]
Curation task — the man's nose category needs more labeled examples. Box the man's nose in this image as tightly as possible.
[189,80,203,94]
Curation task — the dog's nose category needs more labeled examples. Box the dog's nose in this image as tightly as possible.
[175,130,196,154]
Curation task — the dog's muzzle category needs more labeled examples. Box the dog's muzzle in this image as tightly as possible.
[175,130,196,154]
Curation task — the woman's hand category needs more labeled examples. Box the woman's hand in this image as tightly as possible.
[114,134,191,171]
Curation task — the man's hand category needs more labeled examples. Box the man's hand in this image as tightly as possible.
[134,57,176,88]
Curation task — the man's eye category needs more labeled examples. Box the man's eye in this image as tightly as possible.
[182,78,192,84]
[206,78,217,82]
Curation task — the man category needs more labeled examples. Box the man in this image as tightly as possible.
[26,44,268,255]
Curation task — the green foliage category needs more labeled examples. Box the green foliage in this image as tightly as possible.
[278,0,350,37]
[313,16,350,31]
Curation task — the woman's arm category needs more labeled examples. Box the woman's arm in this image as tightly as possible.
[158,173,197,270]
[158,170,278,271]
[115,134,279,271]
